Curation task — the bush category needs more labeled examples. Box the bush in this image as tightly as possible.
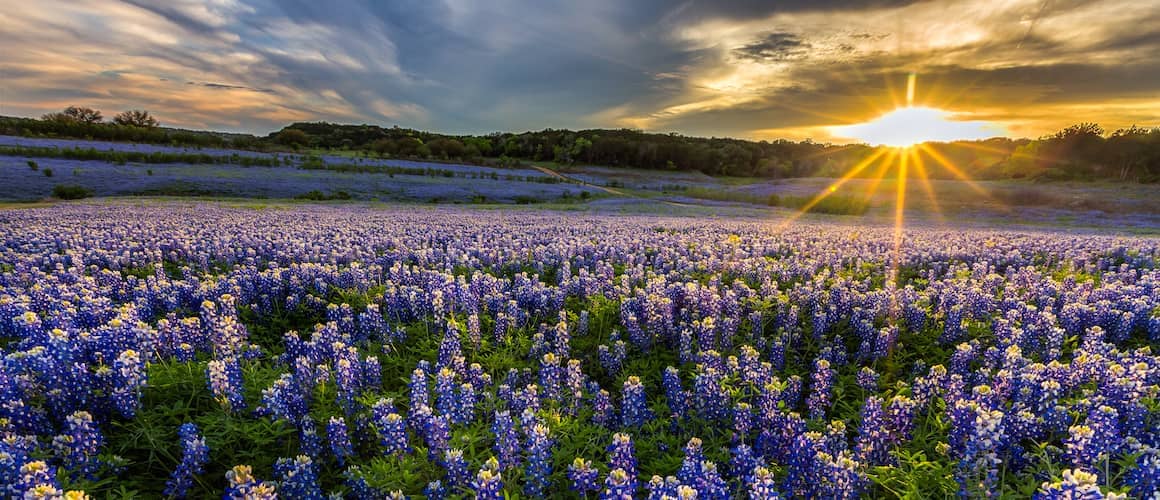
[26,160,38,171]
[43,168,53,177]
[52,184,92,200]
[294,190,352,201]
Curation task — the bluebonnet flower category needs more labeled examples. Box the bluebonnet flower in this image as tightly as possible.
[950,400,1007,498]
[164,423,209,498]
[621,376,651,428]
[694,366,729,421]
[437,322,462,368]
[111,349,145,418]
[327,416,354,466]
[298,416,322,458]
[424,480,447,500]
[540,353,562,404]
[856,366,878,393]
[749,466,782,498]
[258,373,307,423]
[224,465,277,499]
[593,389,615,427]
[423,414,451,461]
[454,382,477,425]
[524,423,553,497]
[56,411,102,478]
[377,412,408,456]
[1035,469,1124,500]
[410,367,429,409]
[206,357,245,414]
[363,355,382,390]
[1124,449,1159,498]
[608,433,638,491]
[473,457,504,500]
[435,367,458,418]
[807,358,834,420]
[443,448,471,490]
[663,366,688,419]
[14,461,62,498]
[602,468,635,500]
[493,410,521,470]
[645,475,681,499]
[568,457,600,495]
[729,442,758,484]
[274,455,324,500]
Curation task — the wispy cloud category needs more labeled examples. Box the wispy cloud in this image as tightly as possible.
[0,0,1155,138]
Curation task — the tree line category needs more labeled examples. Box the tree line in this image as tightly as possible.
[3,107,1158,182]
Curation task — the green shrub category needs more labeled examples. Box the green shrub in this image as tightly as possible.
[52,184,92,200]
[43,168,53,177]
[26,160,38,171]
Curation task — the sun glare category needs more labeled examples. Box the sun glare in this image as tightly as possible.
[830,106,1003,147]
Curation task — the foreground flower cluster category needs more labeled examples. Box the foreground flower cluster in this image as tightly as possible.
[0,202,1157,498]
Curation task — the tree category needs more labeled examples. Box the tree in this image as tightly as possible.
[42,106,103,124]
[64,106,103,124]
[112,110,159,128]
[276,129,310,147]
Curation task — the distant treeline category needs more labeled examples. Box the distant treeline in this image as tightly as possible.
[0,145,282,167]
[4,110,1159,182]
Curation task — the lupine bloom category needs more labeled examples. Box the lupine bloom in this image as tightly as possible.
[540,353,562,403]
[807,358,835,420]
[274,455,324,500]
[569,457,600,495]
[424,480,447,500]
[593,389,616,427]
[524,423,553,497]
[660,373,689,423]
[424,414,451,461]
[749,466,782,498]
[327,416,354,466]
[621,376,651,428]
[224,465,277,500]
[56,411,102,478]
[206,357,246,413]
[443,448,471,490]
[602,468,635,500]
[473,457,504,500]
[856,366,878,393]
[164,423,209,498]
[1035,469,1125,500]
[493,410,521,470]
[14,461,62,498]
[608,433,638,492]
[111,349,146,417]
[377,412,408,455]
[298,416,322,458]
[435,367,458,418]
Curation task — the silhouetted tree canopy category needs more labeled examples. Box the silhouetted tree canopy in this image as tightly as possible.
[112,110,159,128]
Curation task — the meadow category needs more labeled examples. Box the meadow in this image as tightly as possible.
[0,201,1156,499]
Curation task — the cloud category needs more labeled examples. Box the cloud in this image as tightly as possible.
[0,0,1155,138]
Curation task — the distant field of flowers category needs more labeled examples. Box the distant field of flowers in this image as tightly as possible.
[0,135,581,204]
[0,202,1157,498]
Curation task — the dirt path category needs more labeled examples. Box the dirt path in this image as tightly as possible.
[531,165,695,206]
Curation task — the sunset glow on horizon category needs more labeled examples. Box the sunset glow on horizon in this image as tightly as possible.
[0,0,1156,138]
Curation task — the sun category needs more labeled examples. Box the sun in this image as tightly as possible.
[829,106,1002,147]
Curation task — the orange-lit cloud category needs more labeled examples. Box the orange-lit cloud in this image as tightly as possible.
[0,0,1156,138]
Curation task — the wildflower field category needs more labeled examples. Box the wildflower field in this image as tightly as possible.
[0,202,1157,499]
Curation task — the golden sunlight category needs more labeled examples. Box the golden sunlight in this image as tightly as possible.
[829,106,1004,147]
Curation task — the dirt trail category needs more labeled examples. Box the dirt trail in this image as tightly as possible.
[531,165,693,206]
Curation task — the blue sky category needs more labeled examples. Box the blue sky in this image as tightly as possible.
[1,0,1157,140]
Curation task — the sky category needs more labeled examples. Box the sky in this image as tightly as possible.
[1,0,1158,141]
